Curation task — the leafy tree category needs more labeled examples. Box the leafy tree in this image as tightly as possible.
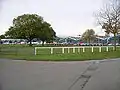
[37,21,56,45]
[0,34,5,39]
[5,14,56,46]
[0,34,5,45]
[95,0,120,50]
[81,29,96,44]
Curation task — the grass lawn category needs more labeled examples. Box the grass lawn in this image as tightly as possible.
[0,44,120,61]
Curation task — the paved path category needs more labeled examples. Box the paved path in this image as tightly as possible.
[84,59,120,90]
[0,59,120,90]
[0,59,89,90]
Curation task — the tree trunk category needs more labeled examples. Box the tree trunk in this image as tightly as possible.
[88,38,90,46]
[118,36,120,44]
[113,33,117,51]
[29,39,32,46]
[42,41,44,46]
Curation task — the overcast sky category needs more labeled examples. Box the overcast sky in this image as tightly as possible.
[0,0,107,37]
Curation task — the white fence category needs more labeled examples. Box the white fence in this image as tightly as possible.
[34,46,115,55]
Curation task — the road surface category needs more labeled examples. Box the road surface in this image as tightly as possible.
[0,58,120,90]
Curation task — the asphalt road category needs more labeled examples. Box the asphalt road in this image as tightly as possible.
[0,59,120,90]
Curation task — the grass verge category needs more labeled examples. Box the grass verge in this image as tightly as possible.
[0,45,120,61]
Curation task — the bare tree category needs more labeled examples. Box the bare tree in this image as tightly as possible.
[95,0,120,50]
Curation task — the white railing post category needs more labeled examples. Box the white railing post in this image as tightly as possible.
[113,46,115,51]
[51,48,53,54]
[35,47,37,55]
[73,47,75,53]
[83,47,85,52]
[106,47,108,52]
[62,47,64,53]
[99,47,101,52]
[68,48,70,53]
[92,47,94,52]
[78,48,80,53]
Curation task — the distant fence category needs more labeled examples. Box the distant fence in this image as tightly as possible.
[0,45,34,55]
[0,45,119,56]
[34,46,116,55]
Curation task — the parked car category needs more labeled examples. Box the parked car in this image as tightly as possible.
[108,43,113,46]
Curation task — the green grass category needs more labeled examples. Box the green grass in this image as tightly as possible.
[0,44,120,61]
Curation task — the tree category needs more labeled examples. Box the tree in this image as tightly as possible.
[95,0,120,50]
[0,34,5,45]
[81,29,96,45]
[37,21,56,45]
[0,34,5,39]
[5,14,56,46]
